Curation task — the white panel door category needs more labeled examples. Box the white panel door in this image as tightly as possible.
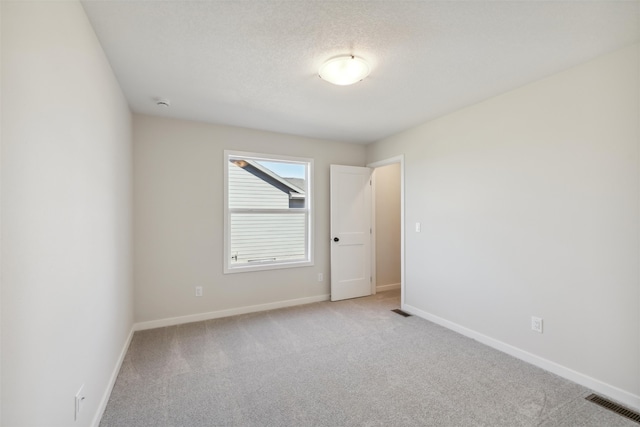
[330,165,372,301]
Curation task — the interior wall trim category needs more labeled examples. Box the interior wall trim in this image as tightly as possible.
[134,294,331,331]
[92,327,135,427]
[376,283,401,292]
[403,303,640,412]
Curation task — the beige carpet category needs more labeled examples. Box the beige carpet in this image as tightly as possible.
[100,290,635,426]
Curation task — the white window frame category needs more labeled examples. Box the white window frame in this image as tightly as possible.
[223,150,314,274]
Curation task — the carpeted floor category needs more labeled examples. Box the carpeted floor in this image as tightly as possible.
[100,290,636,426]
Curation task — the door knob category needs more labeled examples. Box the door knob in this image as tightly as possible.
[333,237,339,242]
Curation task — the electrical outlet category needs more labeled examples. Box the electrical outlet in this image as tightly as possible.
[74,384,85,421]
[531,316,543,333]
[195,286,203,297]
[415,222,421,232]
[317,273,323,282]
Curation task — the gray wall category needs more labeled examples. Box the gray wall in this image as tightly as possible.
[133,114,366,324]
[1,2,133,425]
[367,44,640,407]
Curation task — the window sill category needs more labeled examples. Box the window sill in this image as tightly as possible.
[224,259,314,274]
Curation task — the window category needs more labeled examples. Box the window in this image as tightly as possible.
[224,150,313,273]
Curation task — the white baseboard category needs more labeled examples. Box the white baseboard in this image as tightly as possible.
[376,283,401,292]
[134,294,331,331]
[91,326,134,427]
[403,303,640,412]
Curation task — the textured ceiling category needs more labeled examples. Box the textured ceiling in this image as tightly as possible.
[81,1,640,144]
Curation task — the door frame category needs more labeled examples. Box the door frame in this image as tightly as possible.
[367,155,405,307]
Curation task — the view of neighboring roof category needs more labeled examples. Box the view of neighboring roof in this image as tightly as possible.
[282,178,305,197]
[230,159,305,198]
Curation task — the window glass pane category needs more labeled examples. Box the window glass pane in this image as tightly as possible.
[225,151,312,273]
[230,212,307,265]
[228,158,307,209]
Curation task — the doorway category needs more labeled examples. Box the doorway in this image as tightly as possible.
[369,156,404,307]
[328,157,404,305]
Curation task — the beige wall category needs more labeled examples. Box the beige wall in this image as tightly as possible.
[133,114,366,323]
[1,2,133,426]
[367,44,640,407]
[374,163,401,288]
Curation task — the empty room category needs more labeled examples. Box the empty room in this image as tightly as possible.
[1,1,639,426]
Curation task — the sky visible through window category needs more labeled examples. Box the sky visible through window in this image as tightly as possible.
[257,161,306,179]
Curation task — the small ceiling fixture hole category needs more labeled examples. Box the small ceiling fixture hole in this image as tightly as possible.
[156,98,171,108]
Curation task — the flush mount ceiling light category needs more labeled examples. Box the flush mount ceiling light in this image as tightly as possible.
[319,55,370,86]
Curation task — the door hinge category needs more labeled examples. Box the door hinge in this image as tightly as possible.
[370,227,372,234]
[370,276,372,283]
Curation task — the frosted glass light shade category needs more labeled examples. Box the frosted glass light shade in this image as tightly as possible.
[319,55,370,86]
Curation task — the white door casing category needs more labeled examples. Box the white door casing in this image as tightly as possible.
[330,165,372,301]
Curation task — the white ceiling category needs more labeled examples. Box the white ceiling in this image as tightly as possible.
[81,1,640,144]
